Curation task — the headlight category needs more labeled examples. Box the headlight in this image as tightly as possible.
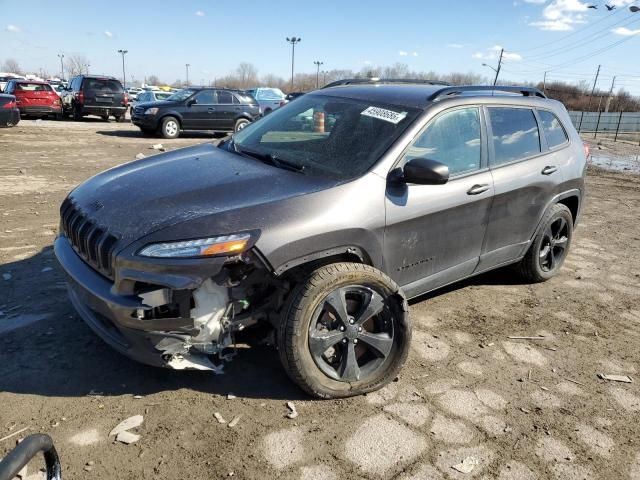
[138,233,252,258]
[144,107,159,115]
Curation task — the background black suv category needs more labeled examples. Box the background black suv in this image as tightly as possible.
[61,75,128,122]
[131,87,260,138]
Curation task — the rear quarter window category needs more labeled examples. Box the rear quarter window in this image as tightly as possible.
[538,110,569,149]
[488,107,541,166]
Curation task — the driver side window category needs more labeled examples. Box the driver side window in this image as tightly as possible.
[193,90,216,105]
[403,107,482,176]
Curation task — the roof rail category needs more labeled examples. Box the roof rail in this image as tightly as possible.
[322,78,451,89]
[427,85,546,101]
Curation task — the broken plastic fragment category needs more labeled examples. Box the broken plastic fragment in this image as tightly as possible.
[109,415,143,436]
[452,456,479,474]
[116,431,141,444]
[167,354,224,373]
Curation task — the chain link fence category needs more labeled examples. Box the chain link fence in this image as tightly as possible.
[568,111,640,145]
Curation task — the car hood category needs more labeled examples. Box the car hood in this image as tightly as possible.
[66,143,337,243]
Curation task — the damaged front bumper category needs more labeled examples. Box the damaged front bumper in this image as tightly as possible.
[54,235,238,371]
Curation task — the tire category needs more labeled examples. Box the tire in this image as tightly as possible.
[114,115,125,123]
[159,116,180,139]
[278,262,411,399]
[101,114,110,122]
[517,203,573,283]
[234,118,250,132]
[264,108,272,115]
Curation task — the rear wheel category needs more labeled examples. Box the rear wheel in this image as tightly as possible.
[234,118,250,132]
[159,116,180,139]
[517,203,573,282]
[114,114,125,123]
[279,262,411,398]
[73,106,83,121]
[101,114,110,122]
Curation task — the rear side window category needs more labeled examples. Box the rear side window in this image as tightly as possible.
[538,110,568,149]
[403,107,482,176]
[488,107,540,165]
[83,79,123,93]
[216,91,233,104]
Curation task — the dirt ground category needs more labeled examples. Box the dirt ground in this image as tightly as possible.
[1,119,639,480]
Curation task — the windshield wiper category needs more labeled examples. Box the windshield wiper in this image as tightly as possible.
[234,145,306,174]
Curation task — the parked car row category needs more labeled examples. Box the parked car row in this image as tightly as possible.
[0,73,299,135]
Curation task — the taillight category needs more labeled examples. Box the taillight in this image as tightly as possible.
[123,92,129,106]
[2,100,16,109]
[584,144,590,158]
[75,91,84,104]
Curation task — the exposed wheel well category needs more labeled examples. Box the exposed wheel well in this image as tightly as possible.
[557,196,579,224]
[280,252,370,281]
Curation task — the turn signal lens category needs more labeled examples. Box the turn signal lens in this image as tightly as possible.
[138,233,252,258]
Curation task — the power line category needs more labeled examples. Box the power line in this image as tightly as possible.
[516,1,635,53]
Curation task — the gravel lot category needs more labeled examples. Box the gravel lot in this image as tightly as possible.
[1,119,639,479]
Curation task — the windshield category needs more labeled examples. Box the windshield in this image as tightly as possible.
[233,94,420,180]
[257,88,285,100]
[167,89,196,101]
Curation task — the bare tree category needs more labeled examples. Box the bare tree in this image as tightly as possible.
[65,55,90,77]
[236,63,258,88]
[146,75,161,86]
[2,58,22,74]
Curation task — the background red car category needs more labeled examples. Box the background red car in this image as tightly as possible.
[2,80,62,119]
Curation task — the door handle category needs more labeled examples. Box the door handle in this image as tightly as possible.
[467,184,490,195]
[207,108,215,113]
[541,166,557,175]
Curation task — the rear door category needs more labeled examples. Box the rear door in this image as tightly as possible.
[213,90,238,129]
[82,78,125,108]
[478,106,564,271]
[384,106,494,295]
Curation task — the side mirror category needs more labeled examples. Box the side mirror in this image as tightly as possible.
[186,98,196,107]
[401,158,449,185]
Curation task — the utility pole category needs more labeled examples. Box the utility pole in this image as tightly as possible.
[286,37,301,91]
[323,70,327,85]
[117,49,128,89]
[493,48,504,86]
[542,71,548,94]
[605,76,616,113]
[185,64,191,86]
[313,61,324,88]
[579,64,600,131]
[57,53,65,80]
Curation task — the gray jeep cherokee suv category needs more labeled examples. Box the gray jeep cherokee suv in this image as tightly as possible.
[55,82,586,398]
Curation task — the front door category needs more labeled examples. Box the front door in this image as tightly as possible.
[182,89,216,129]
[384,106,494,297]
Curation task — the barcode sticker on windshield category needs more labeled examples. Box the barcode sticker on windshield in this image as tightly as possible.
[361,106,407,124]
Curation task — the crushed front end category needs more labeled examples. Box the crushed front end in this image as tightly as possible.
[54,200,280,373]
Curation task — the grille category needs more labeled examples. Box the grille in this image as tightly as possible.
[60,198,119,279]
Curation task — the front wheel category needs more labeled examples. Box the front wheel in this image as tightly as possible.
[278,263,411,399]
[517,203,573,282]
[159,116,180,139]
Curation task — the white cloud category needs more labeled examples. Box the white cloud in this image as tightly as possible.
[472,45,522,61]
[447,43,465,48]
[196,10,205,16]
[6,24,20,33]
[411,51,419,57]
[613,26,640,36]
[363,60,372,65]
[398,50,408,56]
[104,30,113,38]
[528,0,591,31]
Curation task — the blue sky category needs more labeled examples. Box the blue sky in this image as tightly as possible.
[2,0,640,93]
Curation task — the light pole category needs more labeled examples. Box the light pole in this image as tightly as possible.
[117,49,128,89]
[185,63,191,86]
[482,48,503,86]
[57,53,65,80]
[286,37,301,91]
[85,63,90,75]
[313,60,324,88]
[322,70,327,85]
